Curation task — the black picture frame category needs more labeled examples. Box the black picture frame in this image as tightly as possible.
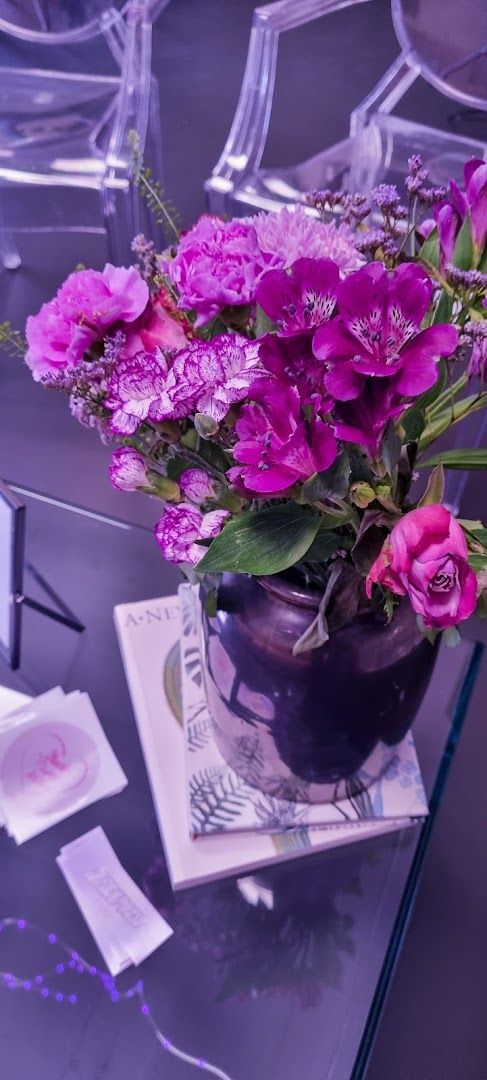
[0,479,25,670]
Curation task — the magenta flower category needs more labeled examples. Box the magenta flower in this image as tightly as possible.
[332,379,404,456]
[451,158,487,259]
[258,333,332,412]
[25,264,149,380]
[170,334,261,422]
[154,503,229,565]
[179,468,216,503]
[252,205,362,273]
[366,506,477,629]
[255,258,339,335]
[109,447,148,491]
[227,379,337,495]
[167,215,267,326]
[313,262,458,400]
[427,159,487,269]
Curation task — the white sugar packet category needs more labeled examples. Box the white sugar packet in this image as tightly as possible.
[0,691,127,843]
[58,827,173,976]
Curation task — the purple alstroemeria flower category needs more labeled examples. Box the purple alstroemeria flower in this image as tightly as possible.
[332,379,405,456]
[255,258,340,335]
[227,378,337,496]
[425,159,487,269]
[258,332,333,413]
[154,503,229,565]
[313,262,458,401]
[452,158,487,258]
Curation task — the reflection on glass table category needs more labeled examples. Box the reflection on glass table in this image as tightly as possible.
[205,0,487,216]
[0,491,483,1079]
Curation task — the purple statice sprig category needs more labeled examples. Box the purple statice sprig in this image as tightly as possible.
[306,189,371,225]
[41,330,128,442]
[460,319,487,381]
[445,266,487,299]
[131,233,159,286]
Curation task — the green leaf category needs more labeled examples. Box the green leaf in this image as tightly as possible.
[432,289,453,325]
[469,554,487,572]
[418,392,487,450]
[303,526,347,562]
[301,450,351,502]
[401,407,425,443]
[418,463,445,506]
[419,449,487,470]
[453,216,473,270]
[254,305,276,338]
[349,448,375,484]
[381,420,402,475]
[443,626,461,649]
[167,455,191,481]
[197,438,232,476]
[418,226,440,271]
[414,358,448,413]
[203,587,218,617]
[292,562,343,656]
[197,505,321,575]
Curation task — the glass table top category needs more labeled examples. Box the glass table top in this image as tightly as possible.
[0,491,483,1080]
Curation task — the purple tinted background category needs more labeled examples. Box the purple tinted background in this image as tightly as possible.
[0,0,486,1076]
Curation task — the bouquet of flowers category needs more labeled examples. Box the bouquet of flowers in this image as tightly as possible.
[17,155,487,648]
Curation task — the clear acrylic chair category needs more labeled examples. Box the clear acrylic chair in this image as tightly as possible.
[205,0,487,217]
[0,0,169,269]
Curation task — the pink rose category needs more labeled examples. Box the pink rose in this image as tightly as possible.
[366,505,477,629]
[25,264,149,380]
[122,286,191,358]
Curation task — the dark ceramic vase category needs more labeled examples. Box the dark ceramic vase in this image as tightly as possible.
[200,573,438,804]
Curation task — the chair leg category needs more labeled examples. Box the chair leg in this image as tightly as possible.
[0,193,21,269]
[1,235,21,270]
[101,183,138,266]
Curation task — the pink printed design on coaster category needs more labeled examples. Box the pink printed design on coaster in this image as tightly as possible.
[1,723,100,816]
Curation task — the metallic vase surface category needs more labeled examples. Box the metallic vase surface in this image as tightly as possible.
[200,573,438,804]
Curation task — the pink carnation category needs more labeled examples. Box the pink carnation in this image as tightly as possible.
[154,503,229,565]
[109,447,148,491]
[106,334,261,436]
[25,264,149,380]
[179,468,215,503]
[253,205,362,274]
[167,215,268,326]
[366,505,477,629]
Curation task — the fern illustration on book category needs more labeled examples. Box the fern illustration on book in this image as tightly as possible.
[189,767,253,833]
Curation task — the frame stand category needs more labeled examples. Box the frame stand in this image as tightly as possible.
[17,562,85,635]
